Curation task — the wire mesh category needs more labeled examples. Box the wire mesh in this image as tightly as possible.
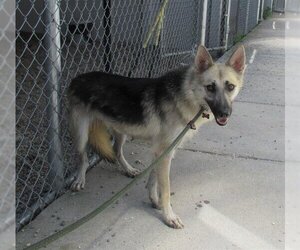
[273,0,285,12]
[205,0,228,50]
[15,0,262,230]
[247,0,260,32]
[286,0,300,12]
[227,0,267,48]
[264,0,273,10]
[0,0,15,234]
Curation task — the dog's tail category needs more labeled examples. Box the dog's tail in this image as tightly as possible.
[88,119,116,162]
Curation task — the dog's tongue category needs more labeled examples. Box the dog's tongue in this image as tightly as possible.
[216,117,228,126]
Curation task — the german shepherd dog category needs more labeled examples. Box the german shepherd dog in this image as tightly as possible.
[68,45,246,229]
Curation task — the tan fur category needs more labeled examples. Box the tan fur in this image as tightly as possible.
[88,120,116,162]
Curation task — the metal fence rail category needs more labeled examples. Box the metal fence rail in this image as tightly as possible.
[15,0,266,230]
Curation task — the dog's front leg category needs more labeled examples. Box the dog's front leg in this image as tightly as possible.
[156,148,184,229]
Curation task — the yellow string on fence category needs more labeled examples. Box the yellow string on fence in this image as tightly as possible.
[143,0,169,48]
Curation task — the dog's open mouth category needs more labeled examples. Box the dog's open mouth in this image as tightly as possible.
[216,117,228,126]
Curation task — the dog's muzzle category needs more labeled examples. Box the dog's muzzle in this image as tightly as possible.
[215,114,229,126]
[214,106,232,126]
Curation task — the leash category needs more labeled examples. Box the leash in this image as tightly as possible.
[24,107,206,250]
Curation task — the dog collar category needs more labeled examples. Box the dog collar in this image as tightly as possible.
[188,112,210,130]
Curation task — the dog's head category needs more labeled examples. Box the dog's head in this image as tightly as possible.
[191,45,246,126]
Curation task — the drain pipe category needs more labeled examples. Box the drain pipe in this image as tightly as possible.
[201,0,208,46]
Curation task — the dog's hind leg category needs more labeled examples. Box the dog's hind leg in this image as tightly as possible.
[70,109,90,191]
[113,131,141,177]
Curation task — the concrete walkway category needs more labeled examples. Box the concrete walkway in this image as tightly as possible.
[17,14,291,250]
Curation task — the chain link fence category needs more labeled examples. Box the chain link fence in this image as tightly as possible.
[0,0,15,240]
[15,0,265,231]
[273,0,285,12]
[286,0,300,12]
[227,0,264,47]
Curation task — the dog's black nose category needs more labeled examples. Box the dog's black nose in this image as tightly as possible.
[219,112,230,118]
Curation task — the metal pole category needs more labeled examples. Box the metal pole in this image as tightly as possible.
[260,0,265,21]
[244,0,250,34]
[270,0,274,12]
[44,0,64,191]
[225,0,232,50]
[201,0,208,46]
[257,0,262,22]
[195,0,202,49]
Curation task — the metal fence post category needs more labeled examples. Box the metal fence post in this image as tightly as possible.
[43,0,64,191]
[257,0,262,22]
[245,0,251,34]
[260,0,265,20]
[201,0,208,46]
[225,0,232,50]
[270,0,274,11]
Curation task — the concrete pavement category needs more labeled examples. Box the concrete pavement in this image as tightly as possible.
[17,13,291,250]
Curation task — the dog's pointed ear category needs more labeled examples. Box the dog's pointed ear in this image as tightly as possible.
[226,45,246,73]
[195,45,213,73]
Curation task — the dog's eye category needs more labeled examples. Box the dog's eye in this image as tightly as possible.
[206,84,216,93]
[226,83,235,91]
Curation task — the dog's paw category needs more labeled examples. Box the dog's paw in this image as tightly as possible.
[71,176,85,191]
[164,213,184,229]
[124,167,142,178]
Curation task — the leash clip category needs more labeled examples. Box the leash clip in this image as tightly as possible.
[188,121,196,130]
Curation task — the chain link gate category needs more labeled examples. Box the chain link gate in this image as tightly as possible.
[15,0,262,231]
